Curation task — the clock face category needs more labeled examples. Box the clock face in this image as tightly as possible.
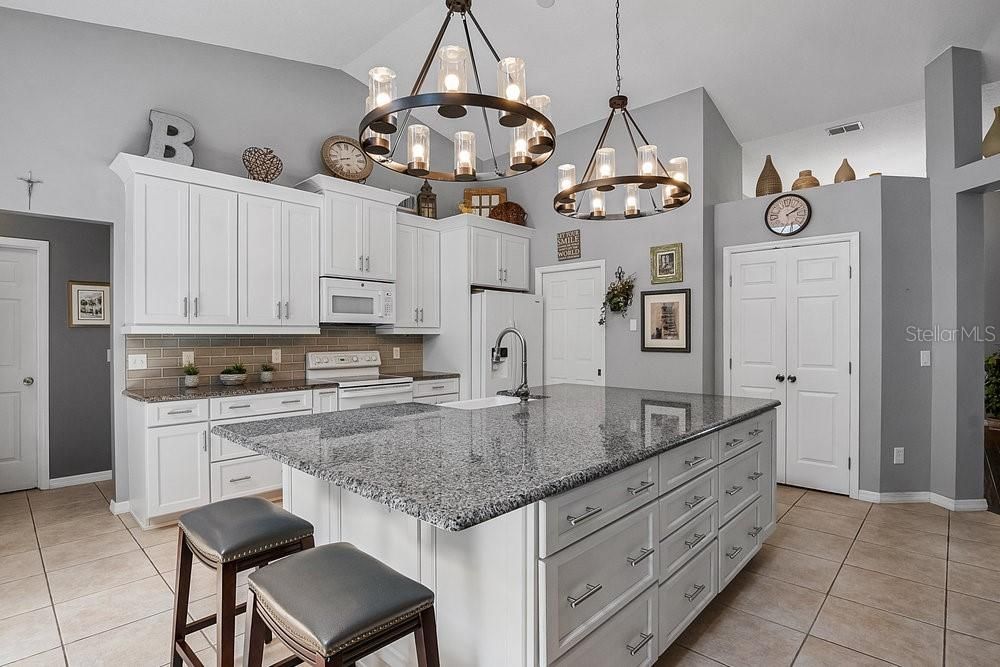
[765,194,811,236]
[322,136,373,182]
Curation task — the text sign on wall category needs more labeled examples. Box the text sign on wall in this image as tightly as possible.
[557,229,581,261]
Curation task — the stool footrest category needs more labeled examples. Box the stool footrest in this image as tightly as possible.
[184,601,247,634]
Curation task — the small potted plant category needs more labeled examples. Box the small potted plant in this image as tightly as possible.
[260,362,275,383]
[182,363,200,388]
[219,363,247,386]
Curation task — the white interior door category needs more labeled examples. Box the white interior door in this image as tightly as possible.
[0,245,39,492]
[539,264,606,386]
[784,242,852,493]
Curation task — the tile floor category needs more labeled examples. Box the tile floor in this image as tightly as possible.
[3,483,1000,666]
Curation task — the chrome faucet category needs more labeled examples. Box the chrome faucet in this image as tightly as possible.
[492,326,531,401]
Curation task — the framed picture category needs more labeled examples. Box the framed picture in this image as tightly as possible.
[641,289,691,352]
[650,243,683,284]
[642,398,693,447]
[68,281,110,327]
[462,187,507,216]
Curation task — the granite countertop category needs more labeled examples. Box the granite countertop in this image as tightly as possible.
[212,384,779,531]
[407,370,460,381]
[124,380,319,403]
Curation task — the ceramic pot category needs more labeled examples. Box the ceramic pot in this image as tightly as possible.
[791,170,820,190]
[983,106,1000,158]
[218,373,247,386]
[834,159,856,183]
[755,155,782,197]
[184,375,200,388]
[260,371,273,383]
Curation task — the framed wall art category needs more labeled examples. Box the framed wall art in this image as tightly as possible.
[650,242,683,284]
[68,281,110,327]
[556,229,581,261]
[462,187,507,216]
[641,289,691,352]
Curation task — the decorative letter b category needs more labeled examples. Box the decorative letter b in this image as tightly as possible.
[145,110,195,166]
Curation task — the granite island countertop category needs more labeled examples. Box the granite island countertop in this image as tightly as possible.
[211,384,779,531]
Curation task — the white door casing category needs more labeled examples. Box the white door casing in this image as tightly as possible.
[536,261,606,386]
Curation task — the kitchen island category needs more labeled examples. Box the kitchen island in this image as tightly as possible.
[213,384,778,667]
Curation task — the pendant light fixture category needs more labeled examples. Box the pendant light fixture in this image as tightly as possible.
[553,0,691,220]
[360,0,556,182]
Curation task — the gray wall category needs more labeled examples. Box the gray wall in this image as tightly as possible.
[505,88,741,393]
[0,212,113,478]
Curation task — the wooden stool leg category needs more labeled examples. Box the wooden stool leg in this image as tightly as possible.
[414,607,440,667]
[243,590,267,667]
[170,531,194,667]
[215,562,238,667]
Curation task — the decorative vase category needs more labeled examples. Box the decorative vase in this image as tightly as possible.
[791,170,819,190]
[755,155,782,196]
[834,159,856,183]
[260,371,273,383]
[184,375,200,388]
[983,106,1000,158]
[218,373,247,386]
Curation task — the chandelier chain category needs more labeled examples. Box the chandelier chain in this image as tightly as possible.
[615,0,622,95]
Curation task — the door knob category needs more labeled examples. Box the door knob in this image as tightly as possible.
[775,374,786,383]
[788,375,797,383]
[22,377,34,386]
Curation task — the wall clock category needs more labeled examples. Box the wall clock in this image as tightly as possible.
[322,135,373,183]
[765,193,811,236]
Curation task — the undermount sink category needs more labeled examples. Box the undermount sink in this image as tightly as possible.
[440,395,538,410]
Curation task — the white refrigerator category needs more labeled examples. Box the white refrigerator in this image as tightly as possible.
[470,291,543,399]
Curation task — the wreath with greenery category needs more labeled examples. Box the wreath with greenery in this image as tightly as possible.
[599,265,636,325]
[987,352,1000,418]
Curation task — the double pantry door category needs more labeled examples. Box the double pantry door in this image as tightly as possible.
[727,239,854,494]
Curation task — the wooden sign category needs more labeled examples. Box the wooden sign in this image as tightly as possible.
[557,229,581,261]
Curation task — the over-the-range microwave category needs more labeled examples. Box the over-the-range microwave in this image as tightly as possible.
[320,277,394,325]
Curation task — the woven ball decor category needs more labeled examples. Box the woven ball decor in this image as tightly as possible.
[242,147,284,182]
[488,201,528,226]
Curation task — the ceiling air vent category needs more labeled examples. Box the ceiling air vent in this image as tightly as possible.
[826,121,864,136]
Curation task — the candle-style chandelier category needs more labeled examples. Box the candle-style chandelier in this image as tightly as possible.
[359,0,556,182]
[553,0,692,220]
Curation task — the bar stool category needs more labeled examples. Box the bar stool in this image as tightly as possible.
[243,542,440,667]
[170,497,314,667]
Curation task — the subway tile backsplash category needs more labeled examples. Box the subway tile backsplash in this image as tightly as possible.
[125,326,423,390]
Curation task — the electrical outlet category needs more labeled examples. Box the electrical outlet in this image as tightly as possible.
[629,319,637,331]
[271,349,282,364]
[893,447,904,464]
[920,350,931,367]
[393,347,400,359]
[127,354,147,370]
[182,351,195,366]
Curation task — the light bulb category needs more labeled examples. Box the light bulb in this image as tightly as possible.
[627,194,637,208]
[444,73,460,91]
[375,92,390,107]
[599,164,611,177]
[515,138,527,153]
[593,195,604,208]
[506,83,521,100]
[642,161,654,175]
[560,178,572,189]
[412,144,425,160]
[458,149,471,164]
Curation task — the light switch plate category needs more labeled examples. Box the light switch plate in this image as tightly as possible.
[920,350,931,367]
[393,347,400,359]
[271,349,282,364]
[629,319,637,331]
[128,354,147,370]
[893,447,904,464]
[182,351,195,366]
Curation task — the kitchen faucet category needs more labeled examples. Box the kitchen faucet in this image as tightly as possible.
[492,327,531,401]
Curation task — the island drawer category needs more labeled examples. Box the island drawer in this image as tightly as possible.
[210,454,282,502]
[719,445,764,524]
[146,399,209,427]
[550,584,658,667]
[719,498,764,588]
[660,503,718,580]
[539,458,658,557]
[211,409,312,462]
[658,434,718,493]
[539,502,658,663]
[412,378,460,398]
[210,391,312,420]
[719,412,773,462]
[658,469,718,539]
[658,538,717,648]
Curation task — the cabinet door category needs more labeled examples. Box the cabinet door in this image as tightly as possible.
[470,227,502,287]
[364,202,396,281]
[395,224,419,327]
[146,422,210,517]
[189,185,238,325]
[322,193,364,278]
[282,203,320,327]
[133,176,190,324]
[417,227,440,327]
[238,195,283,326]
[501,234,530,291]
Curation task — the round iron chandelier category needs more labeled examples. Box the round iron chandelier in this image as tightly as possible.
[359,0,556,182]
[553,0,692,220]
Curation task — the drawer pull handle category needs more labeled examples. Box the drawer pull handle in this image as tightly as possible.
[626,547,655,567]
[748,526,763,537]
[747,471,763,481]
[626,632,654,656]
[726,545,744,560]
[684,584,706,601]
[684,532,707,549]
[725,485,744,496]
[567,583,602,608]
[167,409,193,415]
[684,455,707,468]
[626,480,655,496]
[281,399,301,405]
[229,475,252,483]
[567,506,603,526]
[749,428,763,437]
[229,404,252,410]
[725,438,745,448]
[684,495,707,509]
[431,385,446,390]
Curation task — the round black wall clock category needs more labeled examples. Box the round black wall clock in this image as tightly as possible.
[765,193,811,236]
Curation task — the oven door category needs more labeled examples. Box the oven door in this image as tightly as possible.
[338,384,414,411]
[320,278,394,325]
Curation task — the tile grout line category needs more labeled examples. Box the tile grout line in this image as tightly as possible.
[24,485,72,667]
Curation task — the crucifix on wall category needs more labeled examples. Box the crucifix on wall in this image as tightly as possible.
[17,171,43,210]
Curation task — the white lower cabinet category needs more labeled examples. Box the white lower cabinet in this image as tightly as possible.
[411,378,459,406]
[210,454,283,502]
[146,422,211,517]
[658,539,718,647]
[719,499,764,587]
[552,584,658,667]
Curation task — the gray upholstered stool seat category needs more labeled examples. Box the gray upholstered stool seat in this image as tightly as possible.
[177,496,313,564]
[247,542,435,658]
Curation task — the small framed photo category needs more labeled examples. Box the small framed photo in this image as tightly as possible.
[641,289,691,352]
[642,398,693,447]
[68,281,110,327]
[650,243,683,284]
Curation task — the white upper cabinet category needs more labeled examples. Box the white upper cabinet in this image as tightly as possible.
[239,195,284,326]
[417,226,441,327]
[395,223,418,328]
[501,234,530,291]
[322,192,365,278]
[469,224,531,291]
[132,175,190,325]
[364,203,396,282]
[391,217,440,331]
[283,202,320,327]
[189,185,238,325]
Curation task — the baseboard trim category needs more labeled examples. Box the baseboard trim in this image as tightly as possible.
[109,500,130,515]
[856,489,988,512]
[928,492,988,512]
[49,470,112,488]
